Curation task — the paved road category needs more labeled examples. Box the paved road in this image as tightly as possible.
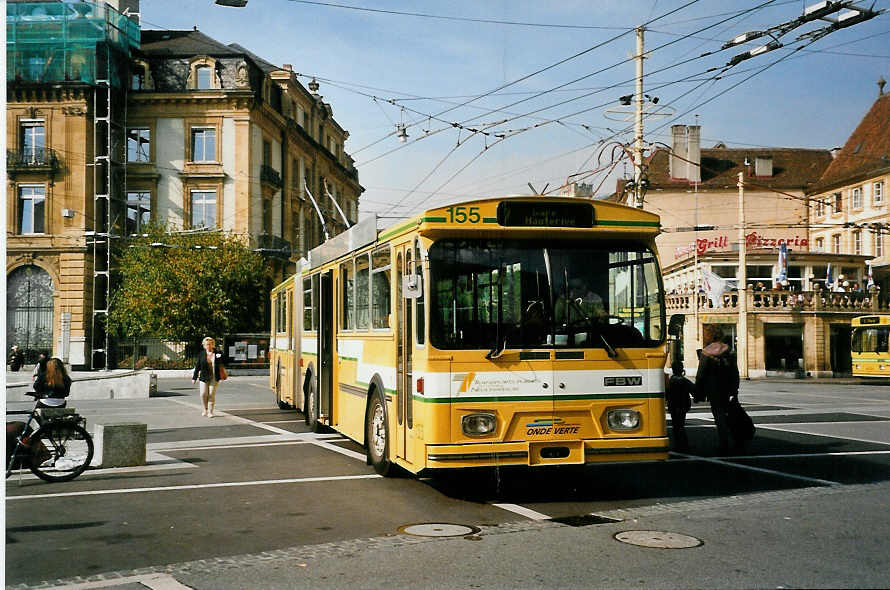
[4,376,890,589]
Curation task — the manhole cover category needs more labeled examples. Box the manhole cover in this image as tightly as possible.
[398,523,480,537]
[614,530,702,549]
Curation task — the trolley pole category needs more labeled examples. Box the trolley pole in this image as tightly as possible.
[633,26,645,208]
[737,172,749,378]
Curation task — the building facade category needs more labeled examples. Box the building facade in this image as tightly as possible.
[6,1,361,368]
[807,85,890,294]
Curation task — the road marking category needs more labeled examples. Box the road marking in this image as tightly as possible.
[154,438,349,452]
[310,438,367,461]
[6,474,381,501]
[754,423,890,446]
[672,452,841,486]
[492,503,552,520]
[40,572,192,589]
[166,398,296,436]
[261,419,304,424]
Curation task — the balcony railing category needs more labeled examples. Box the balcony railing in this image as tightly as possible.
[260,164,282,189]
[7,148,60,174]
[254,233,292,259]
[666,289,889,314]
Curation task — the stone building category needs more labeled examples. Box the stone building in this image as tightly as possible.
[807,82,890,294]
[6,1,361,368]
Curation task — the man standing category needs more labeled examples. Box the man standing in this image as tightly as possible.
[695,326,740,454]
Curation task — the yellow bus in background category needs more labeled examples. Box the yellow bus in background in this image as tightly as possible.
[271,196,669,475]
[851,315,890,378]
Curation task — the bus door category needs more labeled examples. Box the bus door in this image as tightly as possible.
[318,270,334,423]
[395,247,416,465]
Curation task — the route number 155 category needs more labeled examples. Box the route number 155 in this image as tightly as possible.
[446,206,480,224]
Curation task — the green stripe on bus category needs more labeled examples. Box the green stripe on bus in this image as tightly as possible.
[303,351,317,356]
[338,355,358,362]
[422,216,447,223]
[356,380,397,395]
[482,217,498,223]
[378,220,419,240]
[413,393,664,403]
[595,219,660,227]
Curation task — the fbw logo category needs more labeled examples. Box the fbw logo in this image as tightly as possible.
[603,376,642,387]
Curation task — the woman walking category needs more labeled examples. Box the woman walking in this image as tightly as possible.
[192,337,226,418]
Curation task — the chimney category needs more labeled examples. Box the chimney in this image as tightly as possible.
[830,147,842,159]
[754,155,773,177]
[686,125,701,183]
[670,125,687,180]
[879,76,886,96]
[283,64,293,71]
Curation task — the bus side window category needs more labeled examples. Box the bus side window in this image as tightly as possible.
[415,239,425,346]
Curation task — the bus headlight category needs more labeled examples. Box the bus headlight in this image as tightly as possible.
[607,409,641,431]
[462,413,497,436]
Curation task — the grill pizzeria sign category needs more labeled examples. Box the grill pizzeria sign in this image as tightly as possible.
[674,231,808,259]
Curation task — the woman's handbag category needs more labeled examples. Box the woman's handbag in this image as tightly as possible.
[219,365,228,381]
[727,396,755,441]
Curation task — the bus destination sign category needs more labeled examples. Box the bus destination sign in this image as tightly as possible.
[497,201,594,228]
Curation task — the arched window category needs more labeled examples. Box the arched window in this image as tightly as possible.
[6,265,54,361]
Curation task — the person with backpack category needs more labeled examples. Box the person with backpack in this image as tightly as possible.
[695,326,740,455]
[666,361,695,452]
[33,357,72,408]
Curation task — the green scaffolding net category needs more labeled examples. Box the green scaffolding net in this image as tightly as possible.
[7,1,140,87]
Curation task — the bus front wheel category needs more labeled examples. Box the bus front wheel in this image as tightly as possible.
[366,392,392,476]
[305,383,321,433]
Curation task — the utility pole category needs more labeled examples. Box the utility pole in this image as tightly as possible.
[737,172,749,378]
[633,26,645,208]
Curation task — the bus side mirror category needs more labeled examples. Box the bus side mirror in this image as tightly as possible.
[668,314,685,338]
[403,274,422,299]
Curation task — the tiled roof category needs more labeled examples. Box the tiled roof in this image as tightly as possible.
[140,29,245,57]
[227,43,280,74]
[809,93,890,194]
[647,147,832,190]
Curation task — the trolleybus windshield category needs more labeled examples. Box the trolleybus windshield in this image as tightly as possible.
[429,238,664,351]
[852,325,890,354]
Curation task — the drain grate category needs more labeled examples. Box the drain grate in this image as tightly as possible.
[398,523,481,537]
[550,514,622,527]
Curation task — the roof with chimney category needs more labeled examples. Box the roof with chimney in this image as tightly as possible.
[807,91,890,194]
[646,146,832,190]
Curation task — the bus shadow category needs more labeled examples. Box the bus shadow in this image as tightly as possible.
[424,428,890,504]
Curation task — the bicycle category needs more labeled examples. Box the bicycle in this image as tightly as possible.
[6,392,94,482]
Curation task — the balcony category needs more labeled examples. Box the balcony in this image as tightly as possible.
[260,164,282,189]
[666,289,890,315]
[7,148,61,179]
[254,233,292,259]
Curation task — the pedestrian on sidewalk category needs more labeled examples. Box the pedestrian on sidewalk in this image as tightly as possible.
[9,345,24,372]
[33,358,71,408]
[192,336,227,418]
[666,361,694,452]
[31,352,47,383]
[694,325,739,455]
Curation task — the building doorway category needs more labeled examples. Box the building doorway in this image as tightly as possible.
[6,265,54,363]
[764,323,803,373]
[830,324,853,376]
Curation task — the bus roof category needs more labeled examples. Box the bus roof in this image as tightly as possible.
[305,196,661,271]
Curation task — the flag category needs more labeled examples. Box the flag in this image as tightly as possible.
[826,263,834,290]
[867,262,875,290]
[700,268,728,308]
[776,243,788,286]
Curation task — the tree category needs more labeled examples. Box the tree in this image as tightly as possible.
[108,226,268,349]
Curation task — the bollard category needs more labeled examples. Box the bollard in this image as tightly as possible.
[93,422,147,468]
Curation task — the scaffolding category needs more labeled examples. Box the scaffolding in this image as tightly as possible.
[7,1,139,369]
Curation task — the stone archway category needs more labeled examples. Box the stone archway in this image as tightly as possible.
[6,264,54,363]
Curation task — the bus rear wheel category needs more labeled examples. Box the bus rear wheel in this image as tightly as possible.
[366,392,392,476]
[305,384,321,433]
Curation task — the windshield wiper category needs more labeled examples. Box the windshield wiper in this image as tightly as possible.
[599,332,619,358]
[486,264,507,360]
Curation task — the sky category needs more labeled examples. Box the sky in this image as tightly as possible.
[139,0,890,220]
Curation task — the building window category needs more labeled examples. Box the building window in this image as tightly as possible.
[190,190,217,228]
[852,186,863,209]
[832,234,841,253]
[196,66,212,90]
[263,140,271,166]
[191,127,216,162]
[126,191,151,235]
[127,128,150,162]
[18,185,46,234]
[263,198,272,234]
[876,230,884,257]
[853,230,862,255]
[21,120,45,163]
[832,192,842,214]
[875,181,885,205]
[815,237,824,252]
[813,196,825,217]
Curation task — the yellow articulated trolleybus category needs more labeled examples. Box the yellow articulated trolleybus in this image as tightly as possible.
[851,314,890,378]
[270,196,669,476]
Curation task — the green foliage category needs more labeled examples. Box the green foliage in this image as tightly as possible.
[108,226,268,344]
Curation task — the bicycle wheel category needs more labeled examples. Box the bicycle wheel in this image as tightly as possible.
[28,421,94,482]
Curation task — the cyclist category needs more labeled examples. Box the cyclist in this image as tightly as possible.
[33,358,72,408]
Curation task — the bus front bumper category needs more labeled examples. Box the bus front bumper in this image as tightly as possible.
[425,438,670,468]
